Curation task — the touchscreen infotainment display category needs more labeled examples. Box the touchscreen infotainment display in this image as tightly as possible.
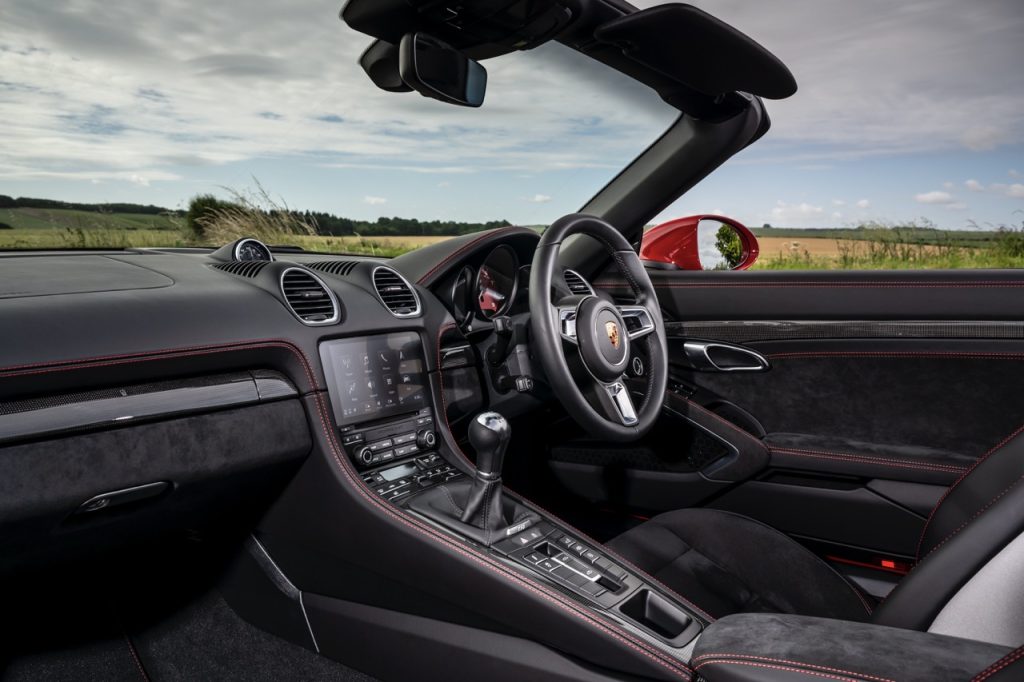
[320,332,427,426]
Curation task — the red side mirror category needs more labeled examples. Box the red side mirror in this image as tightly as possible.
[640,215,760,270]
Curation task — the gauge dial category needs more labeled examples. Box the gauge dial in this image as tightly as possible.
[233,238,273,262]
[476,245,518,319]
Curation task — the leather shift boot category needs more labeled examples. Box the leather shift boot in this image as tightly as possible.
[408,477,540,546]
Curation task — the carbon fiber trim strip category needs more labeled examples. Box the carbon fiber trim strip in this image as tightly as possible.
[666,320,1024,344]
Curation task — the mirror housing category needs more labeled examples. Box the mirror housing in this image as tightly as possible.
[398,33,487,107]
[640,215,760,271]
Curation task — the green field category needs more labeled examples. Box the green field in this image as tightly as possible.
[1,206,1022,268]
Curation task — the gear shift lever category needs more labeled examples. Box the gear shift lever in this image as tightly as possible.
[469,412,509,480]
[409,410,539,545]
[459,412,509,526]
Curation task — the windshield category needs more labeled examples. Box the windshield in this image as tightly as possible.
[0,5,678,254]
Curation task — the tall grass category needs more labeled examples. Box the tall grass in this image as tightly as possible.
[757,223,1024,270]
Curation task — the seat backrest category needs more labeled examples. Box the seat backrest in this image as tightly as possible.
[872,425,1024,645]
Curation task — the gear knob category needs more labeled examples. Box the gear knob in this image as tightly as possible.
[469,412,510,478]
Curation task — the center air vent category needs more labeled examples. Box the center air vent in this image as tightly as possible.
[372,266,421,318]
[563,269,594,295]
[280,268,340,326]
[307,260,361,277]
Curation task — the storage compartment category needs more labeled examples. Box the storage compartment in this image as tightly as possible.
[617,589,701,646]
[0,399,312,575]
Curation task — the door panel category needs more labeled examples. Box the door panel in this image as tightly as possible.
[572,268,1024,568]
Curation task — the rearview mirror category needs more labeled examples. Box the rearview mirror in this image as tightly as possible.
[640,215,760,270]
[399,33,487,108]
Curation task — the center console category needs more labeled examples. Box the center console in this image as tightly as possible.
[320,332,464,503]
[319,332,703,653]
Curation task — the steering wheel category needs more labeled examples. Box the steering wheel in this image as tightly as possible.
[529,214,668,441]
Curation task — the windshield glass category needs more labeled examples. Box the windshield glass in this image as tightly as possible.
[0,5,678,254]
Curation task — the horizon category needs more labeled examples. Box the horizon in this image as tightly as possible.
[2,0,1022,230]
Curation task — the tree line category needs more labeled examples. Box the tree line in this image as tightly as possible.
[0,195,180,216]
[2,194,512,237]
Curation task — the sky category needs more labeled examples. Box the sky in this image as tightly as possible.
[1,0,1022,229]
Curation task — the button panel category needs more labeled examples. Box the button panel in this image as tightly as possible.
[494,524,629,601]
[362,452,461,503]
[341,408,434,469]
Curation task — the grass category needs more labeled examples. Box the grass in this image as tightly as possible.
[753,223,1024,270]
[2,203,1023,269]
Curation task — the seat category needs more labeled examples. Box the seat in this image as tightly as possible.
[607,424,1024,643]
[608,508,874,622]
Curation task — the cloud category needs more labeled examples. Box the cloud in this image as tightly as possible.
[856,199,870,209]
[965,179,985,192]
[632,0,1024,161]
[1008,184,1024,198]
[1011,169,1021,179]
[436,181,450,188]
[832,199,845,206]
[362,196,387,206]
[527,194,553,203]
[960,126,1009,152]
[769,200,825,226]
[947,202,968,210]
[915,190,956,204]
[831,211,842,219]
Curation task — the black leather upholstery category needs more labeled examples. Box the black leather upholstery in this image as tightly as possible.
[873,424,1024,631]
[607,508,872,622]
[691,613,1012,682]
[609,426,1024,633]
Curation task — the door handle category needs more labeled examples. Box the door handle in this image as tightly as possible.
[682,341,770,372]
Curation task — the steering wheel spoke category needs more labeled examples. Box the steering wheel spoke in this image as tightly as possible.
[617,305,656,340]
[594,380,639,426]
[555,304,582,345]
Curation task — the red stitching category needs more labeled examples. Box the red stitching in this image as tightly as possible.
[4,340,692,680]
[767,351,1024,360]
[919,475,1024,563]
[691,654,894,682]
[694,658,884,681]
[917,422,1024,558]
[672,395,765,450]
[417,227,535,285]
[973,645,1024,681]
[0,339,320,386]
[124,634,150,682]
[770,446,967,474]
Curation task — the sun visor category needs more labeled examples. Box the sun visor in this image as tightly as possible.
[594,4,797,100]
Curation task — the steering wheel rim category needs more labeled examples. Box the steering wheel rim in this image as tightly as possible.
[529,213,668,441]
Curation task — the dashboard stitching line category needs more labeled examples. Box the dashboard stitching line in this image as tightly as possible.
[417,226,535,286]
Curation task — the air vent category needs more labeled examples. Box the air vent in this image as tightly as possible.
[280,268,340,326]
[212,261,269,278]
[563,269,594,295]
[307,260,361,277]
[372,266,421,318]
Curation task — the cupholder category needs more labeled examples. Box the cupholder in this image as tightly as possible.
[618,589,697,645]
